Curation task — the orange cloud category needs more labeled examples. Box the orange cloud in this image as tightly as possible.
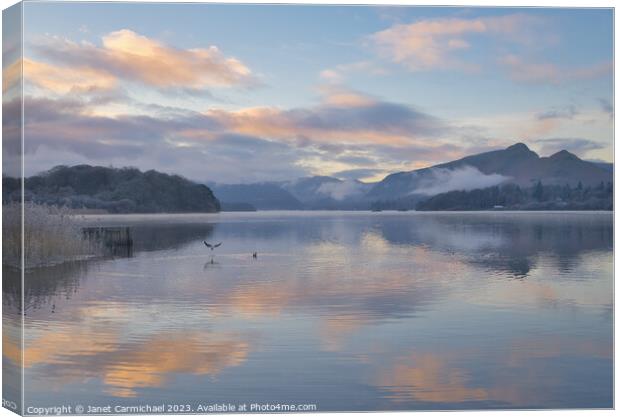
[3,60,21,93]
[319,85,376,107]
[200,109,407,146]
[23,58,117,93]
[100,30,253,88]
[195,88,446,147]
[370,14,535,71]
[33,29,254,90]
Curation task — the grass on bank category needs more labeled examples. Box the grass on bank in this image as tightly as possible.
[3,202,98,268]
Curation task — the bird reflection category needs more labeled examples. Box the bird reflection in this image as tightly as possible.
[203,260,222,270]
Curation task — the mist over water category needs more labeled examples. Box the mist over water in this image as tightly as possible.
[4,211,612,411]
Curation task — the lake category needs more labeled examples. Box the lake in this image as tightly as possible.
[3,211,613,412]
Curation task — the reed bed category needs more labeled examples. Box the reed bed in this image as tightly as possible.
[3,202,97,268]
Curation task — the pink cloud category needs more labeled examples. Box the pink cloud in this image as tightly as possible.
[32,29,255,90]
[499,54,612,84]
[369,14,538,71]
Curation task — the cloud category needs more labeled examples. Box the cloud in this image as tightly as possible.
[22,58,118,94]
[15,82,471,184]
[332,168,384,181]
[316,180,368,200]
[204,87,447,146]
[319,60,387,83]
[318,85,377,107]
[336,155,377,166]
[369,142,468,169]
[370,14,611,86]
[414,166,509,196]
[15,95,314,182]
[17,95,203,159]
[189,133,311,182]
[536,105,578,121]
[369,14,539,72]
[3,59,21,93]
[532,137,604,156]
[499,55,612,84]
[32,29,255,90]
[598,98,613,118]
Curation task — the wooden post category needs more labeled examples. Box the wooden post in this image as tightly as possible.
[82,226,133,257]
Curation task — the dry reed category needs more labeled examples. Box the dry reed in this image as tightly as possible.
[3,202,96,268]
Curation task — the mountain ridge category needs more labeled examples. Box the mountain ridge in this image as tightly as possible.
[366,142,611,201]
[3,142,612,212]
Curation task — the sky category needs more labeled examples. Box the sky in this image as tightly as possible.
[2,3,614,183]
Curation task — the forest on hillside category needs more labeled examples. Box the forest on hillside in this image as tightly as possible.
[2,165,220,213]
[415,181,613,211]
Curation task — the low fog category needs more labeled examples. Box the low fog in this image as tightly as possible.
[317,180,367,200]
[414,166,510,196]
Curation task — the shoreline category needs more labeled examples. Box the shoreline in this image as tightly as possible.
[72,209,614,225]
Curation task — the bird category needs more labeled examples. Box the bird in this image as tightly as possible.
[203,241,222,251]
[252,252,257,259]
[203,241,222,264]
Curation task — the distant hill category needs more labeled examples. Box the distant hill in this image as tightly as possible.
[210,176,373,210]
[367,143,612,202]
[208,143,612,211]
[220,201,257,212]
[3,143,611,213]
[3,165,220,213]
[281,176,373,209]
[209,183,303,210]
[590,161,613,172]
[282,176,342,203]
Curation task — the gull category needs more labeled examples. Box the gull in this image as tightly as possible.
[203,241,222,251]
[203,241,222,264]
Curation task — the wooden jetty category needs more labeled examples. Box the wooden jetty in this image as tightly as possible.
[82,226,133,257]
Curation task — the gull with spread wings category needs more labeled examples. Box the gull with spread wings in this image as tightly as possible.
[204,241,222,264]
[203,241,222,251]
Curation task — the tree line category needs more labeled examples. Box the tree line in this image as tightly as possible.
[415,181,613,211]
[2,165,221,213]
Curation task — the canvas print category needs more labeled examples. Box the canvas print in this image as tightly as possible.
[2,2,614,414]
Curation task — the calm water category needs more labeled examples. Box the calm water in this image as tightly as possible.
[3,211,613,411]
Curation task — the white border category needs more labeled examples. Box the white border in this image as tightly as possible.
[0,2,616,417]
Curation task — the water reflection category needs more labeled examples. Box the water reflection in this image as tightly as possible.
[7,212,612,410]
[4,262,87,314]
[378,352,489,404]
[376,213,612,278]
[377,334,613,408]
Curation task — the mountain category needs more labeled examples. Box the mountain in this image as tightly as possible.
[367,143,612,201]
[211,176,374,210]
[282,176,342,202]
[5,143,610,213]
[209,183,303,210]
[3,165,220,213]
[590,161,613,172]
[282,176,373,209]
[219,201,257,212]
